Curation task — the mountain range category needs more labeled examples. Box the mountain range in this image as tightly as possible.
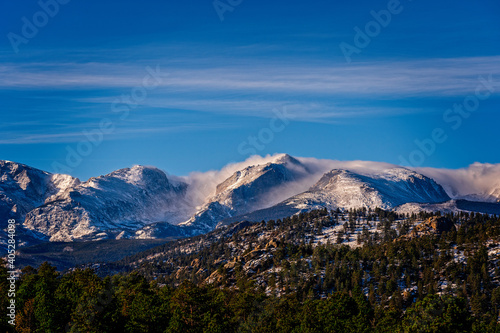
[2,154,500,248]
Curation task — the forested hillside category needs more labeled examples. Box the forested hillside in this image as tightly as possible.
[2,208,500,332]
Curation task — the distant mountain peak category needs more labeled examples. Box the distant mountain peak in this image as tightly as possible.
[273,153,300,165]
[311,167,449,208]
[182,155,312,232]
[105,165,176,190]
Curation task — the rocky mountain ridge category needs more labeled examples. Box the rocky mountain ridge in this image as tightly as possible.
[1,155,500,246]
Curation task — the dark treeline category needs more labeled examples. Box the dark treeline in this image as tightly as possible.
[0,263,480,332]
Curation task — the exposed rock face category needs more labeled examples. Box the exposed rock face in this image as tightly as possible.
[0,160,79,221]
[409,216,455,238]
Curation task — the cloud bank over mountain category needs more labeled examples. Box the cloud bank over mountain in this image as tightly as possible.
[180,154,500,206]
[416,163,500,202]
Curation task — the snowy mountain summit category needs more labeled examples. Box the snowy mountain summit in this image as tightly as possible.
[309,168,450,209]
[180,154,310,233]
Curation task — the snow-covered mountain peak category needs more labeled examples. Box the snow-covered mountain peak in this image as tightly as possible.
[321,167,442,187]
[490,188,500,202]
[221,167,455,224]
[214,156,308,197]
[0,160,81,244]
[0,160,78,206]
[0,160,50,190]
[272,167,451,215]
[104,165,175,190]
[373,167,440,185]
[215,162,292,196]
[380,167,420,178]
[273,153,301,166]
[182,155,312,232]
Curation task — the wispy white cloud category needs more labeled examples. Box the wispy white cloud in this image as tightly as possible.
[2,55,498,144]
[94,96,420,120]
[1,56,499,97]
[0,123,233,144]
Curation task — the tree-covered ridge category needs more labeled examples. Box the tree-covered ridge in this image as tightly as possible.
[1,208,500,332]
[119,209,499,300]
[0,262,489,332]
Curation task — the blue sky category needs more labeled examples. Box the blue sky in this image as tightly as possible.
[1,0,499,180]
